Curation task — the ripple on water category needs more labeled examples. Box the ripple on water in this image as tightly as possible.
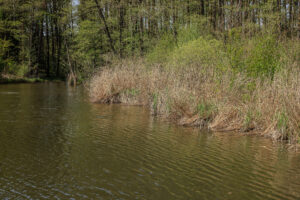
[0,83,300,199]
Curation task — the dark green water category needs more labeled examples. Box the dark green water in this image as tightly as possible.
[0,83,300,200]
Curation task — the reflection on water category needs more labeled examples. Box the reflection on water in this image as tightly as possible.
[0,83,299,199]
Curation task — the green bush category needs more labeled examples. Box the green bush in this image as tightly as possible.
[0,57,4,73]
[245,35,280,79]
[74,20,105,70]
[226,31,281,79]
[147,26,288,82]
[281,39,300,67]
[176,26,202,46]
[226,28,246,72]
[168,37,228,72]
[7,62,17,75]
[146,33,176,64]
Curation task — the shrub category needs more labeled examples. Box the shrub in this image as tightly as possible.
[226,30,282,79]
[245,35,281,79]
[0,57,5,74]
[226,28,246,72]
[168,37,228,73]
[146,33,176,64]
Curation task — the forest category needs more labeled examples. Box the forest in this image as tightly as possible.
[0,0,299,79]
[1,0,300,142]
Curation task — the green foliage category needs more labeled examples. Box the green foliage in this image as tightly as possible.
[245,35,280,79]
[244,110,253,129]
[0,0,299,82]
[6,61,18,75]
[276,111,289,137]
[125,88,139,96]
[0,57,5,73]
[226,31,281,79]
[281,39,300,67]
[146,33,176,64]
[0,38,11,73]
[176,26,201,46]
[152,92,159,113]
[196,101,216,120]
[74,20,105,70]
[168,36,227,72]
[147,26,294,84]
[0,60,28,77]
[15,64,29,77]
[226,28,245,72]
[146,23,216,66]
[243,110,262,131]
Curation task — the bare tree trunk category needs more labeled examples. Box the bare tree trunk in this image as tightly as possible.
[56,26,61,77]
[94,0,116,54]
[45,3,50,77]
[200,0,205,15]
[119,1,125,57]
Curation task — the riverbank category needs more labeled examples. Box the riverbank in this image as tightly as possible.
[89,34,300,144]
[0,76,44,84]
[0,74,63,84]
[90,60,300,144]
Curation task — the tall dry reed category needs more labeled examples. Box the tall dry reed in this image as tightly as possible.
[90,59,300,144]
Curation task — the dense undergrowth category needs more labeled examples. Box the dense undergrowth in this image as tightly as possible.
[90,28,300,144]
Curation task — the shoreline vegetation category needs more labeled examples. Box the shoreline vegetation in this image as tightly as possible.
[90,33,300,144]
[0,74,63,84]
[0,74,44,84]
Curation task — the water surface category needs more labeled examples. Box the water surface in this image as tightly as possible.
[0,83,300,199]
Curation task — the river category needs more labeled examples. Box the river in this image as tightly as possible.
[0,83,300,199]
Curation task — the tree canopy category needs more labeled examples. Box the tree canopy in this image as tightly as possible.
[0,0,299,79]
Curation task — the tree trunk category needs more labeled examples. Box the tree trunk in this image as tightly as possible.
[45,6,50,77]
[119,2,125,57]
[94,0,116,54]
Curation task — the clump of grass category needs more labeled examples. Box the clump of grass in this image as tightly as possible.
[0,74,45,84]
[89,59,149,104]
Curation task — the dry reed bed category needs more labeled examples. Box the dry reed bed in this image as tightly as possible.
[90,60,300,144]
